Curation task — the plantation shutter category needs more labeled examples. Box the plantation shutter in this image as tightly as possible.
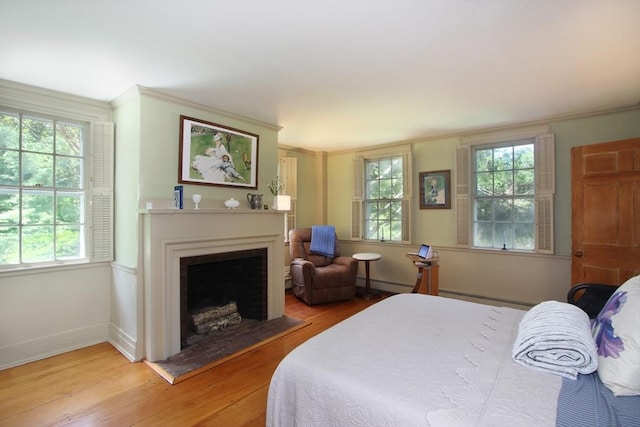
[536,195,554,253]
[90,121,114,262]
[401,198,410,242]
[535,133,555,254]
[455,145,470,246]
[279,157,297,241]
[535,133,555,194]
[279,157,297,199]
[351,157,364,240]
[401,151,412,242]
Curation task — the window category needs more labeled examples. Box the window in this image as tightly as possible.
[456,128,555,253]
[473,140,535,250]
[0,108,113,268]
[352,145,411,242]
[365,156,403,241]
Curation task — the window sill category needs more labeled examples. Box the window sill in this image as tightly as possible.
[0,260,111,278]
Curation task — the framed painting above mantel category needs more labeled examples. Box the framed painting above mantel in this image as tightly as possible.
[179,115,259,189]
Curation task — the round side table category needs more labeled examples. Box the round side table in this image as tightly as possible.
[352,252,382,299]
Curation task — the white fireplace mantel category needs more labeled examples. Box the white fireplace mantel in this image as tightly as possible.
[141,209,286,361]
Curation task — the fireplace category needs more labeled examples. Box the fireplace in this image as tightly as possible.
[180,248,268,349]
[142,209,286,362]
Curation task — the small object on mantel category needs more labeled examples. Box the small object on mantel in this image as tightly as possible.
[225,198,240,210]
[192,194,202,209]
[174,185,184,209]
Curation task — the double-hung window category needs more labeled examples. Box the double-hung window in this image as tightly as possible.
[352,145,412,242]
[0,107,113,268]
[456,127,555,253]
[473,140,535,250]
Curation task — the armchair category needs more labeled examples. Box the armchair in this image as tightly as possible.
[567,282,619,318]
[289,227,358,305]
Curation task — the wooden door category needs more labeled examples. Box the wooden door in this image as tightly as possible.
[571,137,640,286]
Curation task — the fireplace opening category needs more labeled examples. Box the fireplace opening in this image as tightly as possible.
[179,248,268,349]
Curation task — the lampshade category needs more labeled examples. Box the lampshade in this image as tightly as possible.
[273,195,291,211]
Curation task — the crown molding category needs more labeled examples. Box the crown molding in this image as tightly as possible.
[109,85,141,108]
[277,144,318,156]
[132,85,282,132]
[326,104,640,156]
[0,79,112,122]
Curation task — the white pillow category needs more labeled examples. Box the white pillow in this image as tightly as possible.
[592,275,640,396]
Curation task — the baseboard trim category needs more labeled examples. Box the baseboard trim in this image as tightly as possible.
[108,323,139,362]
[439,289,534,310]
[0,323,109,370]
[364,278,534,310]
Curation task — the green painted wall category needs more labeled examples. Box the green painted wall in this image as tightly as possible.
[551,109,640,255]
[113,93,141,268]
[137,94,280,204]
[112,89,281,269]
[324,108,640,256]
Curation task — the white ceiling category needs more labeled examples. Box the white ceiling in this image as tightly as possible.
[1,0,639,152]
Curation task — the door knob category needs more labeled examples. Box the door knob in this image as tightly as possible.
[574,250,583,258]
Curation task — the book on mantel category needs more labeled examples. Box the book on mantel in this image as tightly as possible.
[173,185,184,209]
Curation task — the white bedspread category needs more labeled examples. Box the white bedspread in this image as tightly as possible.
[267,294,562,426]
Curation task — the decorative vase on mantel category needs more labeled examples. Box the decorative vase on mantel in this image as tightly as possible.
[268,176,289,210]
[246,193,262,209]
[225,198,240,210]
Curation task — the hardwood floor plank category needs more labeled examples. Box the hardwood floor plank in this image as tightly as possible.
[0,291,390,426]
[0,343,119,388]
[194,385,269,427]
[2,360,160,426]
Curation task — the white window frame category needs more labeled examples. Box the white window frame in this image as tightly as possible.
[456,126,555,254]
[352,144,412,242]
[0,81,114,270]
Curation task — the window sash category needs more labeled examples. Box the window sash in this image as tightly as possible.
[471,141,535,250]
[352,146,411,242]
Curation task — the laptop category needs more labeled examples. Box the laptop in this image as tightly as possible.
[417,244,432,259]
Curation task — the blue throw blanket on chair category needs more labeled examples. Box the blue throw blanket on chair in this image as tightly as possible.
[310,225,336,257]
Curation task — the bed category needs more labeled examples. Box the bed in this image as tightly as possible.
[267,278,640,427]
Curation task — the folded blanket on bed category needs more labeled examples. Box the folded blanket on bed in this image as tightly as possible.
[309,225,335,257]
[512,300,598,379]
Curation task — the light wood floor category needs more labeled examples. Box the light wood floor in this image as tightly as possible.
[0,291,389,427]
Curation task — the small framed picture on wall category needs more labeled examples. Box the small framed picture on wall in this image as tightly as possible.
[419,170,451,209]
